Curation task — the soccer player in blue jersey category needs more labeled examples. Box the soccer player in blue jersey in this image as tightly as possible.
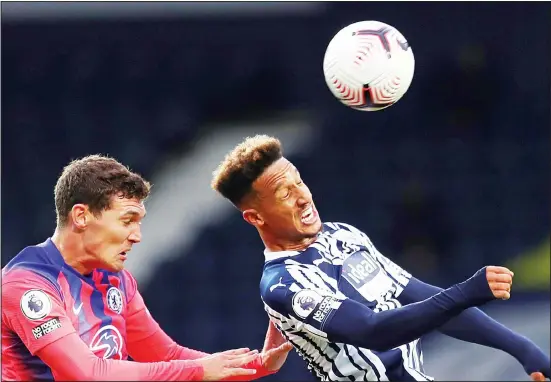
[211,135,550,381]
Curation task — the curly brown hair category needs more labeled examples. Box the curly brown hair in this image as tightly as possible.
[211,135,283,206]
[54,155,151,227]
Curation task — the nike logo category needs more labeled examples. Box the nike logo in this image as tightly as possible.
[73,302,83,315]
[270,277,286,292]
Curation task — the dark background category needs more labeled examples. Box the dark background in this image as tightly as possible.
[2,2,549,380]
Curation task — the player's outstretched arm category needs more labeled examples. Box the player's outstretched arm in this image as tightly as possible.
[125,295,209,362]
[39,336,261,380]
[399,272,551,380]
[124,270,289,379]
[264,266,510,352]
[127,315,286,381]
[37,333,208,380]
[2,274,255,381]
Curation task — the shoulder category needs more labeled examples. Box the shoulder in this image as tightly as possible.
[117,268,137,285]
[3,246,62,295]
[3,244,46,275]
[324,221,374,244]
[260,261,299,306]
[2,266,60,297]
[260,263,287,293]
[120,269,138,295]
[2,267,64,326]
[325,221,366,235]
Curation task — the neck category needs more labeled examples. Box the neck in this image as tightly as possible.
[51,227,95,275]
[259,229,318,253]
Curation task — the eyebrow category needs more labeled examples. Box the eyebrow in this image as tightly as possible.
[120,210,146,218]
[273,181,289,193]
[273,170,302,192]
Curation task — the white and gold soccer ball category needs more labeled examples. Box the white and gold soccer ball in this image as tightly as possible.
[323,20,415,111]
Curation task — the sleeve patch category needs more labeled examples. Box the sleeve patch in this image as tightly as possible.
[311,296,341,326]
[32,318,62,339]
[20,289,52,321]
[291,289,323,319]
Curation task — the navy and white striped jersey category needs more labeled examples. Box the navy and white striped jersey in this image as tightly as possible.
[260,222,433,381]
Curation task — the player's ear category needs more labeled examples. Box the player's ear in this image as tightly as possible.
[70,204,90,230]
[243,208,264,227]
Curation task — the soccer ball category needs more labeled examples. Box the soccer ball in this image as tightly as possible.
[323,21,415,111]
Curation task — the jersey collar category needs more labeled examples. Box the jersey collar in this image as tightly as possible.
[264,249,301,262]
[263,225,328,262]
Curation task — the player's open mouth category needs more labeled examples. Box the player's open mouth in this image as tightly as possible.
[119,251,128,260]
[301,206,318,225]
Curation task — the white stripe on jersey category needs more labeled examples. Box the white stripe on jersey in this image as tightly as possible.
[265,263,395,381]
[356,347,388,381]
[263,222,428,381]
[267,302,392,381]
[327,345,370,381]
[337,222,411,290]
[399,344,434,381]
[372,285,430,381]
[285,260,346,299]
[287,265,334,295]
[266,305,338,380]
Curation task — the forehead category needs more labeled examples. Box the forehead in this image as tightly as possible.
[108,196,146,215]
[254,158,297,191]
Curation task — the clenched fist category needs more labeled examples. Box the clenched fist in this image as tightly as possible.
[486,266,514,300]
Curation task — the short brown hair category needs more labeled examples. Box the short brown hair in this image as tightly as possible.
[211,135,282,206]
[54,155,151,227]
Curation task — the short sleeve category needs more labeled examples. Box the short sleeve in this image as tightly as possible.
[2,269,76,355]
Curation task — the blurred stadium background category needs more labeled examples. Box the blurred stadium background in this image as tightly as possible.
[2,2,549,380]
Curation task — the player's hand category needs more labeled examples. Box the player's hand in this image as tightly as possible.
[198,348,259,380]
[530,372,546,381]
[261,342,293,371]
[261,321,293,371]
[485,266,514,300]
[521,343,551,381]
